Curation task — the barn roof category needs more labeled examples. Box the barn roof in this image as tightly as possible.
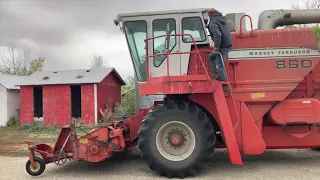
[15,68,126,86]
[0,74,26,90]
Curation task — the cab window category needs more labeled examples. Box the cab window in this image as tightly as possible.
[123,20,148,82]
[152,18,176,67]
[182,17,206,43]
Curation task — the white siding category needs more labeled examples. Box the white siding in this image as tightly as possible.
[7,89,20,123]
[0,86,7,126]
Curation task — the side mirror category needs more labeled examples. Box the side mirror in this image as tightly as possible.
[113,19,119,26]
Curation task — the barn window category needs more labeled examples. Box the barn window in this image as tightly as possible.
[71,85,81,118]
[33,86,43,118]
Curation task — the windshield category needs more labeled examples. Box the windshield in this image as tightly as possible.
[123,20,148,82]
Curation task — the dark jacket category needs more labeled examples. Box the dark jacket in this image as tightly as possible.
[208,10,232,50]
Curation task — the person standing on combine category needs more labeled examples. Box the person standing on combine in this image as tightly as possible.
[207,8,232,82]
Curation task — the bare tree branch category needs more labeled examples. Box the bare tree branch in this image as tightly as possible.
[90,53,108,68]
[290,0,320,28]
[0,41,45,76]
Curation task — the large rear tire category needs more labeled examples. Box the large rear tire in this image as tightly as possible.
[138,100,216,178]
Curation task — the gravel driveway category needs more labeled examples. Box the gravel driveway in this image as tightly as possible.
[1,148,320,180]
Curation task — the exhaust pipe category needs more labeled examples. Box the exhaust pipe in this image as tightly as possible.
[258,9,320,30]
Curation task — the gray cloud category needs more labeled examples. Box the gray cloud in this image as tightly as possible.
[0,0,300,79]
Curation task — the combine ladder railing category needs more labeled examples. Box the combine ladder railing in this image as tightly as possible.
[144,33,212,84]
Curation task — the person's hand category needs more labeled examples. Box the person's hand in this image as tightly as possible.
[209,40,214,48]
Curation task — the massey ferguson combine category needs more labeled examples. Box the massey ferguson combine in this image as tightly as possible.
[25,8,320,178]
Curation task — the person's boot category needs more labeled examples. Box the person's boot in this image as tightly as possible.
[222,84,230,92]
[211,71,219,80]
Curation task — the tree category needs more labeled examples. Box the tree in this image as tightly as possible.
[121,76,136,117]
[0,42,45,76]
[90,53,108,68]
[291,0,320,10]
[313,25,320,44]
[291,0,320,45]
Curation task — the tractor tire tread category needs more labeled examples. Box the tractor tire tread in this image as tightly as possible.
[138,100,216,178]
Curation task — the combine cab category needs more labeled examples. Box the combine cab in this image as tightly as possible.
[25,8,320,179]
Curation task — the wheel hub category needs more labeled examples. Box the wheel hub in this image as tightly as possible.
[29,162,40,172]
[156,121,195,161]
[168,130,185,147]
[53,151,67,165]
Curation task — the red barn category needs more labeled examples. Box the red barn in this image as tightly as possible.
[16,68,126,126]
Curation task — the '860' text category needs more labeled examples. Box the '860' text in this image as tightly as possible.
[276,60,312,69]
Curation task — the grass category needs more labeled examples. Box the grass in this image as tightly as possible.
[0,125,60,157]
[0,124,101,157]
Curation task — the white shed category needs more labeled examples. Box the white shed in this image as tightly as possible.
[0,75,25,126]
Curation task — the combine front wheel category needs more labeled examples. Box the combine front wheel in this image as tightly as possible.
[138,101,216,178]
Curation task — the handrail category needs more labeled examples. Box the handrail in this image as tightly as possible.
[239,15,254,37]
[144,33,212,84]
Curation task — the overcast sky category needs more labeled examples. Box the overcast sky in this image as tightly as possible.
[0,0,302,80]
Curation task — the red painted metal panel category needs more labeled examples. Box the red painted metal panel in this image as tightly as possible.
[183,28,320,102]
[263,126,320,149]
[190,49,320,102]
[139,76,220,95]
[231,28,318,49]
[246,103,273,132]
[81,84,95,125]
[240,101,266,155]
[97,73,122,121]
[20,86,34,125]
[43,85,71,126]
[269,98,320,125]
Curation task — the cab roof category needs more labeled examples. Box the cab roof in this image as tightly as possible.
[117,8,208,19]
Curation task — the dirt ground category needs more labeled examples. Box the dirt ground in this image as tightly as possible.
[1,127,320,180]
[1,148,320,180]
[0,127,58,157]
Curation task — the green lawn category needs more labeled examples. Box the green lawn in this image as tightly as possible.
[0,125,99,157]
[0,126,59,157]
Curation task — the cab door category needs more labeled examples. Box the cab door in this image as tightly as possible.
[179,13,209,76]
[147,14,181,78]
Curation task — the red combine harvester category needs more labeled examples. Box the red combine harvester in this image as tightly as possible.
[25,8,320,178]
